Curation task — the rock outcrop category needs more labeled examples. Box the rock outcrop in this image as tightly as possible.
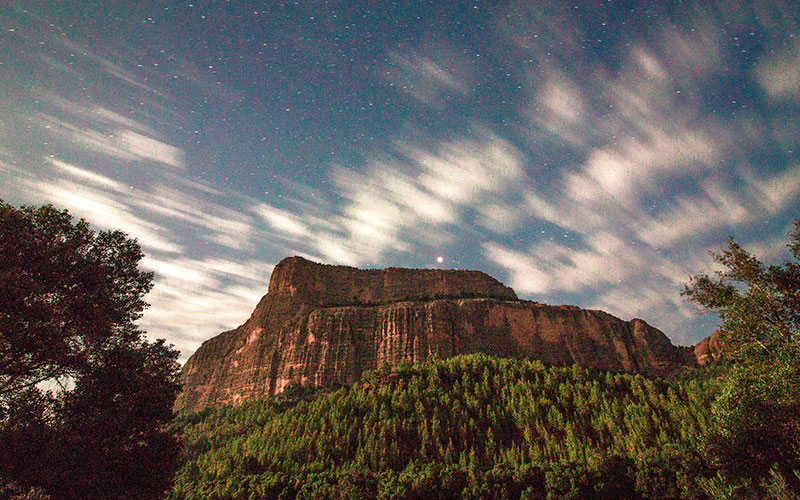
[694,330,725,365]
[177,256,695,411]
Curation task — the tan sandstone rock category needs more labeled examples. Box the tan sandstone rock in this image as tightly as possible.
[177,256,696,411]
[693,330,725,365]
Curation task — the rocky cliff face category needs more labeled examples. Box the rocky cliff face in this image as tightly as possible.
[177,256,695,411]
[693,330,725,365]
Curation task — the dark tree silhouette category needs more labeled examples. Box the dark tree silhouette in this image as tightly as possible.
[0,201,181,500]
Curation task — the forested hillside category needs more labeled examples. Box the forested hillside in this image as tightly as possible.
[169,222,800,500]
[171,355,718,500]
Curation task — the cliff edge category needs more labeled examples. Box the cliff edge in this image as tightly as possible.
[177,256,695,411]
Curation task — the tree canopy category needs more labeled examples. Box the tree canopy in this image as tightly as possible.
[0,201,181,500]
[172,354,715,500]
[683,219,800,496]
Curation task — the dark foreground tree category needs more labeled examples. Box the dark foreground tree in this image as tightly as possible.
[683,219,800,496]
[0,201,181,500]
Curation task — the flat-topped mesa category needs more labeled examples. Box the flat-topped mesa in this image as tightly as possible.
[267,256,518,306]
[177,257,695,412]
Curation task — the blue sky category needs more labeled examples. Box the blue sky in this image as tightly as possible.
[2,1,799,360]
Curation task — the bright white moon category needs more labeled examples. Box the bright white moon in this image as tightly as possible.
[437,256,443,263]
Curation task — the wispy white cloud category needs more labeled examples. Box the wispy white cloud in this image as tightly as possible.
[477,202,520,233]
[384,49,472,106]
[408,133,523,204]
[252,204,311,239]
[564,128,720,206]
[32,111,184,168]
[118,131,184,169]
[138,257,271,359]
[658,25,722,84]
[54,37,166,97]
[745,221,798,262]
[34,112,140,161]
[636,180,750,247]
[530,71,587,146]
[756,40,800,101]
[49,158,125,190]
[1,141,273,361]
[313,132,523,266]
[221,130,527,269]
[31,173,184,255]
[748,164,800,213]
[483,242,551,294]
[482,14,800,344]
[636,165,800,249]
[33,92,159,137]
[485,232,651,296]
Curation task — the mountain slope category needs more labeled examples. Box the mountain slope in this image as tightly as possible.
[178,257,695,411]
[171,354,716,500]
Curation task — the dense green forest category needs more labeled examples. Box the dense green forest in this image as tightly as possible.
[168,219,800,500]
[171,355,723,500]
[4,200,797,499]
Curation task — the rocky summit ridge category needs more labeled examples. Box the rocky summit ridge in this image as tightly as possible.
[177,256,697,412]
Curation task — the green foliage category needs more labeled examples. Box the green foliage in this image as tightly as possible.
[0,201,182,500]
[683,220,800,496]
[172,355,717,500]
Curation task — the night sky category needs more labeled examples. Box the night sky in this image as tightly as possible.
[2,1,799,360]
